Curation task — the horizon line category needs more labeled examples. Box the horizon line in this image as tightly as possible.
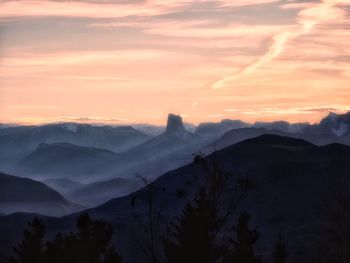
[1,110,349,127]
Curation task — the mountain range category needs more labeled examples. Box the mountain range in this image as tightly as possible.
[15,142,119,182]
[2,111,350,208]
[1,134,350,262]
[0,123,150,171]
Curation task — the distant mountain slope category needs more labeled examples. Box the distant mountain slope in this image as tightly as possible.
[42,178,85,195]
[10,114,204,186]
[15,143,119,181]
[11,114,205,187]
[67,178,139,206]
[194,119,308,139]
[0,123,150,170]
[195,119,249,138]
[205,121,350,154]
[0,172,83,216]
[203,127,287,153]
[121,114,199,160]
[305,111,350,137]
[1,135,350,262]
[132,124,165,136]
[99,114,209,183]
[195,111,350,146]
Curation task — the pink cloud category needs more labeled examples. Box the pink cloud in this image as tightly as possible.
[212,0,350,89]
[0,0,280,19]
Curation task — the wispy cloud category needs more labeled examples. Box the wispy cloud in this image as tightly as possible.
[6,105,68,111]
[243,105,350,115]
[59,76,133,81]
[0,0,280,19]
[207,114,226,118]
[6,116,136,125]
[224,108,238,112]
[0,1,173,19]
[1,50,167,67]
[212,0,349,89]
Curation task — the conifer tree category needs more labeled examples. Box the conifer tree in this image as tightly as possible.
[11,213,122,263]
[162,154,249,263]
[11,218,45,263]
[224,212,261,263]
[272,232,287,263]
[162,187,223,263]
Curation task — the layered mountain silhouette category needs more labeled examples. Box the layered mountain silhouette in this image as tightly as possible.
[4,112,350,207]
[195,111,350,145]
[120,114,198,160]
[252,120,309,133]
[305,111,350,137]
[1,134,350,262]
[203,127,288,153]
[10,114,207,205]
[42,178,85,195]
[0,172,83,216]
[15,143,119,181]
[12,114,199,179]
[0,123,150,170]
[67,178,138,206]
[195,119,248,138]
[97,114,211,185]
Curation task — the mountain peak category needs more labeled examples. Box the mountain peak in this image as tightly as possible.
[165,114,187,137]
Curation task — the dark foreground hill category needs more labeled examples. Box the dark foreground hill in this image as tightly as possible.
[0,172,83,217]
[1,135,350,262]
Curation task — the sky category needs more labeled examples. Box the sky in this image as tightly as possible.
[0,0,350,125]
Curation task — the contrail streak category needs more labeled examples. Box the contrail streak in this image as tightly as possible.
[212,0,347,89]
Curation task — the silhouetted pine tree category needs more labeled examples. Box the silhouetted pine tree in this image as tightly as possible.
[10,218,45,263]
[11,213,122,263]
[104,247,123,263]
[44,233,67,263]
[50,213,122,263]
[272,232,287,263]
[162,187,224,263]
[224,212,261,263]
[162,154,250,263]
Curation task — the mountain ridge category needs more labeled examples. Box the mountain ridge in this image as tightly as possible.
[0,172,83,217]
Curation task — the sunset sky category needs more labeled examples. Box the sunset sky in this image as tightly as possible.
[0,0,350,125]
